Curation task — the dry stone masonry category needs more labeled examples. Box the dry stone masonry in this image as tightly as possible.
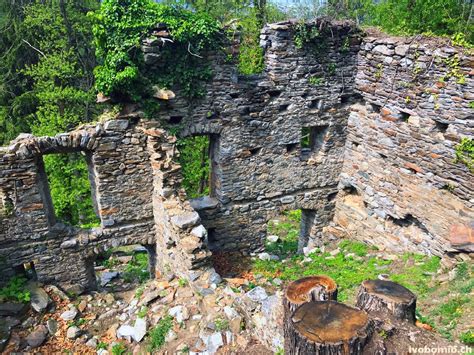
[0,20,472,292]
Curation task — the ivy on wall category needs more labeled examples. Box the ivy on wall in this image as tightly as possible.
[91,0,222,101]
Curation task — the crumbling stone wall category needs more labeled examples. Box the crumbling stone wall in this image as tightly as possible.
[148,19,363,252]
[1,20,472,292]
[332,33,474,256]
[0,119,214,291]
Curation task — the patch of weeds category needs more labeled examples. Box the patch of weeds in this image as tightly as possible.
[308,76,324,86]
[456,262,470,280]
[390,253,440,297]
[137,306,148,318]
[178,278,188,287]
[180,345,190,353]
[97,342,108,350]
[339,240,369,257]
[135,286,144,299]
[214,318,229,331]
[123,253,149,284]
[379,330,389,339]
[254,240,392,302]
[429,296,470,340]
[266,210,300,258]
[0,276,31,303]
[459,330,474,345]
[68,318,87,328]
[111,342,127,355]
[148,315,173,352]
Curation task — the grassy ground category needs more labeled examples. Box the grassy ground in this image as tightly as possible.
[253,210,474,345]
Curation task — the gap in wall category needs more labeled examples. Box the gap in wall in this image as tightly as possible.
[42,152,100,228]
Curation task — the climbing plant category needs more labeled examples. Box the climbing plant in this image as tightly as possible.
[455,138,474,173]
[91,0,221,101]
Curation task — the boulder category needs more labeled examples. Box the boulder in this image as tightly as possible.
[26,325,48,348]
[29,285,51,313]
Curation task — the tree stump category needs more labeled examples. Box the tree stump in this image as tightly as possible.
[283,276,338,353]
[356,280,416,323]
[286,301,373,355]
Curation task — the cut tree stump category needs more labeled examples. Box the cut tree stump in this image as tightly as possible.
[284,276,338,311]
[286,301,373,355]
[283,276,338,353]
[356,279,416,323]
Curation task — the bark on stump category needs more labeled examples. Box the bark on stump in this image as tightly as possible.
[284,276,338,353]
[286,301,373,355]
[356,279,416,324]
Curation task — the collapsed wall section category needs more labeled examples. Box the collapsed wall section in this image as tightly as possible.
[149,19,363,251]
[333,33,474,255]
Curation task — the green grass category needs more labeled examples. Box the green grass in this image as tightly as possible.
[137,306,148,318]
[460,330,474,345]
[123,253,150,284]
[390,253,440,296]
[266,210,301,258]
[111,342,127,355]
[148,315,174,352]
[0,276,31,303]
[254,245,392,301]
[214,318,229,331]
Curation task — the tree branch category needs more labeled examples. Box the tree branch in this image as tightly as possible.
[22,39,46,58]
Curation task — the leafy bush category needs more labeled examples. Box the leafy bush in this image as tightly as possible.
[148,315,173,352]
[91,0,221,100]
[0,276,31,303]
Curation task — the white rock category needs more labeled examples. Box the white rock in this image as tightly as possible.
[266,235,279,243]
[133,317,147,342]
[223,306,239,320]
[60,307,78,321]
[246,286,268,303]
[66,326,81,339]
[168,305,190,323]
[258,252,271,261]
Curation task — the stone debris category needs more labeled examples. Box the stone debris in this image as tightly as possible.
[29,286,51,313]
[26,325,48,348]
[60,306,78,321]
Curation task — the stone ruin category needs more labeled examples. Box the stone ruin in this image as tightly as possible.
[0,19,473,294]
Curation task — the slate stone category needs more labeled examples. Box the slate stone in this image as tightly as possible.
[26,325,48,348]
[29,285,51,313]
[171,212,200,229]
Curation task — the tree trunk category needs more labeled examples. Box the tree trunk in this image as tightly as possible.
[286,301,373,355]
[283,276,338,353]
[356,280,416,324]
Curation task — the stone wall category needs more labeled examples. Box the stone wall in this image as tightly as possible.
[332,32,474,256]
[147,19,363,252]
[0,120,214,291]
[1,20,473,292]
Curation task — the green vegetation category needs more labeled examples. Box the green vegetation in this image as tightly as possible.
[123,253,150,283]
[0,276,31,303]
[137,306,148,318]
[460,330,474,345]
[148,315,174,352]
[455,137,474,172]
[91,0,221,101]
[43,153,99,227]
[214,318,229,331]
[97,341,108,350]
[178,278,188,287]
[177,135,211,198]
[111,342,127,355]
[256,214,473,342]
